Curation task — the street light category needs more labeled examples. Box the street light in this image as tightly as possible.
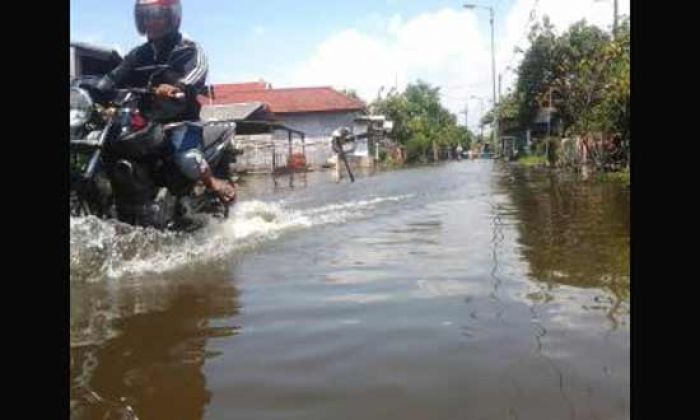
[464,3,498,153]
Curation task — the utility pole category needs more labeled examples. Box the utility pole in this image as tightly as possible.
[546,87,552,164]
[464,3,497,154]
[498,74,502,102]
[489,7,498,154]
[547,87,553,138]
[497,73,502,155]
[461,104,469,127]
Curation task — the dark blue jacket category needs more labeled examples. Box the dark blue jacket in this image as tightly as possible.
[102,32,207,122]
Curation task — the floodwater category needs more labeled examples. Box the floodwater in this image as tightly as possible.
[70,160,629,420]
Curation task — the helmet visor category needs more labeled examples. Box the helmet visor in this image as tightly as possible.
[135,3,181,37]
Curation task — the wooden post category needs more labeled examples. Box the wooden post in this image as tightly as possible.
[335,153,341,182]
[288,131,294,188]
[271,140,276,173]
[271,139,278,187]
[301,133,308,185]
[301,133,306,168]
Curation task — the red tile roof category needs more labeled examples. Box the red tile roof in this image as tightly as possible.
[213,81,271,92]
[199,84,366,114]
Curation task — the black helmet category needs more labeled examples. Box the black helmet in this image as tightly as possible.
[135,0,182,40]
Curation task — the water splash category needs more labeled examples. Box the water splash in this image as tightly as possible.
[70,195,412,283]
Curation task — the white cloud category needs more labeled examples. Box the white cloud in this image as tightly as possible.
[498,0,631,94]
[286,8,491,125]
[279,0,631,131]
[71,32,105,46]
[210,71,266,85]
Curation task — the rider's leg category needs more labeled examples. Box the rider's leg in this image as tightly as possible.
[170,124,208,181]
[169,123,236,202]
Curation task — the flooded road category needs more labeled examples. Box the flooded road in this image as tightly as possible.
[70,160,629,420]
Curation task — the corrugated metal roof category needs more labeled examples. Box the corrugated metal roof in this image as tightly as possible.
[212,81,271,92]
[200,102,270,122]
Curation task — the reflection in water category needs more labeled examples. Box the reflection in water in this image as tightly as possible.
[489,200,506,320]
[488,164,629,419]
[499,166,630,326]
[69,161,629,420]
[70,273,241,420]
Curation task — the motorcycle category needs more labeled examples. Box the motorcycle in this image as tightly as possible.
[70,65,242,231]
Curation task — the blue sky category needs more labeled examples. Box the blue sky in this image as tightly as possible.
[71,0,629,130]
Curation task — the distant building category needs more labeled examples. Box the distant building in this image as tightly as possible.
[201,82,367,168]
[70,42,122,80]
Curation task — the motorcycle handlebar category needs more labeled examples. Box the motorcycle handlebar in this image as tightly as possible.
[117,88,150,95]
[116,88,185,99]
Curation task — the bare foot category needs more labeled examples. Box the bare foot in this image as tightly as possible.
[210,177,236,203]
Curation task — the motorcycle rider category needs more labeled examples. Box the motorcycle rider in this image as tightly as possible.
[97,0,236,203]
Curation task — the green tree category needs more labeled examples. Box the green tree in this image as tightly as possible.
[340,88,361,101]
[371,80,473,163]
[481,15,629,157]
[514,16,560,129]
[578,17,630,142]
[549,20,611,134]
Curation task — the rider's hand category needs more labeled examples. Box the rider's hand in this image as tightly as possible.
[154,84,182,99]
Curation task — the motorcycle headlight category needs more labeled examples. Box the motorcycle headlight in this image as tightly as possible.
[70,87,94,128]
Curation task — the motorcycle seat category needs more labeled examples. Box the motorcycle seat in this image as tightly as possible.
[202,122,236,150]
[162,121,236,150]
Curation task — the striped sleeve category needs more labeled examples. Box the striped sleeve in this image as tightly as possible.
[174,41,208,89]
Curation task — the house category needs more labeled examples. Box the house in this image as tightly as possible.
[200,82,367,168]
[532,106,562,137]
[497,106,563,156]
[199,101,274,123]
[199,99,308,174]
[351,115,394,167]
[499,118,527,158]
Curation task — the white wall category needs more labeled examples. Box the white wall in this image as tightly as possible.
[230,111,364,172]
[274,111,363,168]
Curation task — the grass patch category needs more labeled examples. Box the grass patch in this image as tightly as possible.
[598,168,630,184]
[517,155,548,167]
